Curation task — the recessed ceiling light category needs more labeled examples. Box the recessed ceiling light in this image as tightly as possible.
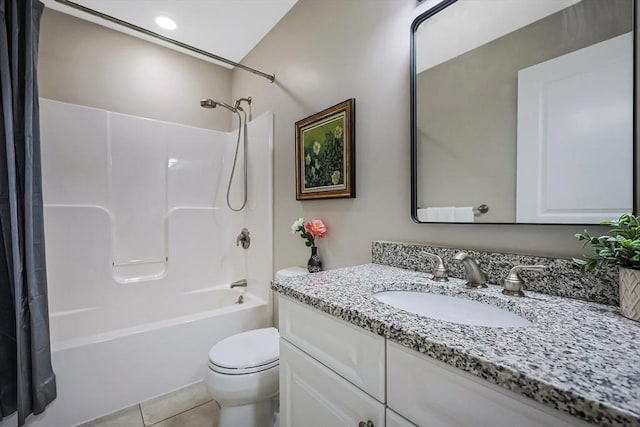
[155,16,177,30]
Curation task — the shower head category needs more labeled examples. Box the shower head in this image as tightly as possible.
[200,98,237,113]
[200,98,216,109]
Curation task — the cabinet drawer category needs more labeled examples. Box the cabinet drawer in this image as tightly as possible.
[280,339,385,427]
[387,342,593,427]
[279,296,385,401]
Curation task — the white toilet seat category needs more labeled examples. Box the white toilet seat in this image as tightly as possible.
[208,359,279,375]
[207,327,280,375]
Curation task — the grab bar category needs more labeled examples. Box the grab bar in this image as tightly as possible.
[112,257,168,267]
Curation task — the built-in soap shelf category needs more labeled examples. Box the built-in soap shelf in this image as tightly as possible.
[111,259,169,284]
[111,257,168,267]
[111,257,168,284]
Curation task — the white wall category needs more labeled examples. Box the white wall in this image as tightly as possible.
[231,0,607,274]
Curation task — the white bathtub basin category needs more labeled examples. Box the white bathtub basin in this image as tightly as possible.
[373,291,532,328]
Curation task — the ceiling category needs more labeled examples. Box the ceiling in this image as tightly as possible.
[42,0,299,69]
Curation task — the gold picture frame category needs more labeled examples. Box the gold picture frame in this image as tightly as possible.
[295,99,356,200]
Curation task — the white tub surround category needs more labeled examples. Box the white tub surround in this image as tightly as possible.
[40,99,274,306]
[272,263,640,426]
[31,99,275,426]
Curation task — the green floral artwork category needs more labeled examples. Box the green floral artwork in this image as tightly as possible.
[295,98,355,200]
[301,115,345,189]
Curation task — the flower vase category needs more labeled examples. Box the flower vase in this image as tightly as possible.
[307,246,322,273]
[620,267,640,321]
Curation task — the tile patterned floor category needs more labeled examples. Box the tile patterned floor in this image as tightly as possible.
[79,383,220,427]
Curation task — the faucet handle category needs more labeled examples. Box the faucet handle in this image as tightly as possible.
[503,265,546,297]
[425,253,448,282]
[236,228,250,249]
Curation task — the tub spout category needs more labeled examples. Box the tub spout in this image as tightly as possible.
[230,279,247,288]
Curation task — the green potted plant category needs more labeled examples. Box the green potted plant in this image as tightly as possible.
[574,213,640,321]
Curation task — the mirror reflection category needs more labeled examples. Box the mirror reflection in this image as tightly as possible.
[412,0,634,224]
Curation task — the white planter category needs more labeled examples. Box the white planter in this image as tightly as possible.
[619,267,640,321]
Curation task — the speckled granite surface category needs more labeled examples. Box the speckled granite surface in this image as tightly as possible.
[372,241,619,306]
[272,264,640,427]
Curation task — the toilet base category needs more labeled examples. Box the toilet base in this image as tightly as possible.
[219,397,276,427]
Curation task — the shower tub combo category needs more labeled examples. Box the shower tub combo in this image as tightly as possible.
[24,99,274,427]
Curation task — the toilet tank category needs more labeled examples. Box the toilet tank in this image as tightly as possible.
[273,267,308,328]
[275,267,308,281]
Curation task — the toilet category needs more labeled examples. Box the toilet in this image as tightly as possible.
[205,327,280,427]
[205,267,308,427]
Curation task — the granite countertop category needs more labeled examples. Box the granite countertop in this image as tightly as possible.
[271,263,640,427]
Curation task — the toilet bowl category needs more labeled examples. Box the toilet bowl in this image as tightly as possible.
[206,327,280,427]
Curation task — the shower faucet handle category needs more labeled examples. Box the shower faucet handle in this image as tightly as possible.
[236,228,250,249]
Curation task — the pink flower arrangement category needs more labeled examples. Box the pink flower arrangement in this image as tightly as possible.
[291,218,327,247]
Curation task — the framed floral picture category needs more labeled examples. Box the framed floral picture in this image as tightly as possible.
[295,99,356,200]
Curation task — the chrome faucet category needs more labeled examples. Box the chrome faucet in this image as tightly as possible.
[424,253,448,282]
[503,265,546,297]
[230,279,247,288]
[452,252,488,288]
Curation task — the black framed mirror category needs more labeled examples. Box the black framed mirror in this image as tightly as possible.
[411,0,636,224]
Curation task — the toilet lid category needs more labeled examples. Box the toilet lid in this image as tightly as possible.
[208,327,279,370]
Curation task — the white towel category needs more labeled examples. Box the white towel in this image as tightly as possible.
[454,207,475,223]
[420,207,455,222]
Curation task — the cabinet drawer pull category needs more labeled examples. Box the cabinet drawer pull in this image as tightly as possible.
[358,421,374,427]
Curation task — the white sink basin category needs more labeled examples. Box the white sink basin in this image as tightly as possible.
[373,291,532,328]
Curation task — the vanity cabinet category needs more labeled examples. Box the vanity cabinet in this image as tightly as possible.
[278,295,592,427]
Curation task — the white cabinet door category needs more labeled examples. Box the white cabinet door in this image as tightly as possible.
[279,296,386,401]
[280,339,385,427]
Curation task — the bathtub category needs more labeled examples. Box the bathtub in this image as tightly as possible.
[26,287,269,427]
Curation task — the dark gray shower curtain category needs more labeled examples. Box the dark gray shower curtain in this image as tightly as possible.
[0,0,56,425]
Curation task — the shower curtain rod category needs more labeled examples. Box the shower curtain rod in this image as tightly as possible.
[54,0,276,83]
